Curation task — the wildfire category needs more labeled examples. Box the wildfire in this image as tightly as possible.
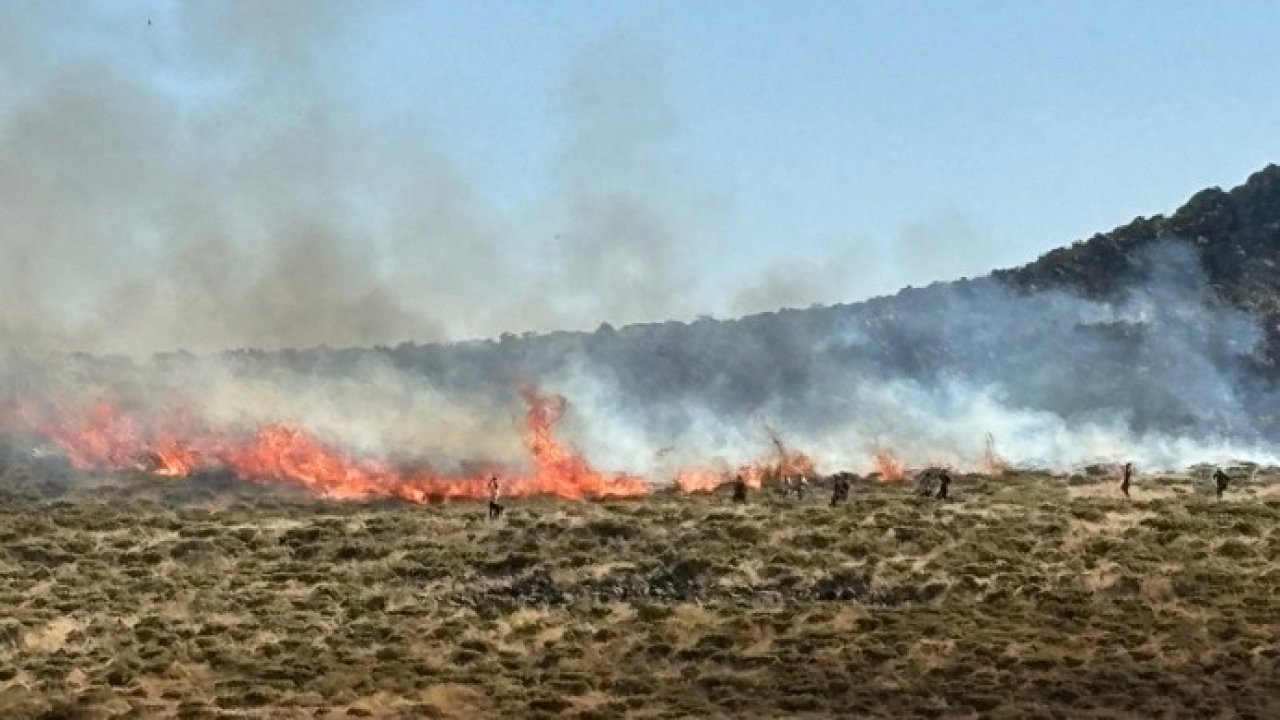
[671,431,816,493]
[41,399,147,471]
[673,467,725,493]
[506,388,648,499]
[10,390,649,502]
[4,388,862,503]
[872,447,905,482]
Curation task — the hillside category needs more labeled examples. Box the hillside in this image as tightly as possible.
[206,164,1280,448]
[10,165,1280,484]
[4,170,1280,718]
[995,163,1280,313]
[362,163,1280,367]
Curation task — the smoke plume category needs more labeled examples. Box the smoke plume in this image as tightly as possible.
[3,5,1276,492]
[0,4,721,354]
[5,238,1275,491]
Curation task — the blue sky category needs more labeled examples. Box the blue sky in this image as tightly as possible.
[359,1,1280,295]
[486,5,1264,228]
[2,1,1279,350]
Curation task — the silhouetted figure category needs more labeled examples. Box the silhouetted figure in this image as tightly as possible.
[1120,462,1133,499]
[794,474,808,500]
[916,469,937,497]
[1213,468,1231,500]
[487,475,504,519]
[830,473,851,506]
[731,474,748,503]
[935,470,952,500]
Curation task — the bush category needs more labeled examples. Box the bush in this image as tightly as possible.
[582,519,637,540]
[1217,540,1251,560]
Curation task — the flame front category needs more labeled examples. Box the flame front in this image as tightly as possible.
[512,389,648,499]
[42,400,147,471]
[10,390,649,502]
[873,447,905,482]
[672,436,816,493]
[673,467,724,493]
[3,390,868,502]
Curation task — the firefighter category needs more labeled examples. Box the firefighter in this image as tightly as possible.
[1213,468,1231,500]
[935,469,951,500]
[731,474,748,503]
[794,474,808,500]
[487,475,504,519]
[916,468,937,497]
[1120,462,1133,499]
[830,473,850,506]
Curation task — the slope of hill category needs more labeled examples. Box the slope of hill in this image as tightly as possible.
[352,163,1280,384]
[10,165,1280,476]
[996,163,1280,313]
[327,163,1280,457]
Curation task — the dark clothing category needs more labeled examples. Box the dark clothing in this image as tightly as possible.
[830,474,850,506]
[935,471,951,500]
[732,478,748,503]
[1120,463,1132,498]
[916,470,936,497]
[1213,469,1230,500]
[488,500,504,519]
[913,468,952,500]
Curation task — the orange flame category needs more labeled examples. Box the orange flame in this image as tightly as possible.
[41,400,148,471]
[673,467,725,493]
[672,431,817,493]
[10,390,648,502]
[506,388,648,499]
[873,447,905,482]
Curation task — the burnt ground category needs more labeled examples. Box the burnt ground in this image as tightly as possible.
[0,468,1278,718]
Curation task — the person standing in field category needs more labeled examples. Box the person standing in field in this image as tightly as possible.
[487,475,504,519]
[1120,462,1133,499]
[916,468,937,497]
[935,469,952,500]
[830,473,850,506]
[1213,468,1231,500]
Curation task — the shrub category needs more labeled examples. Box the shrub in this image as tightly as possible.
[582,518,637,540]
[1217,540,1251,560]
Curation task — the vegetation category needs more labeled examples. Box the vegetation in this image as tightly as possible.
[997,164,1280,318]
[1,470,1277,717]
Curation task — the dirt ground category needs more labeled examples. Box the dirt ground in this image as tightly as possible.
[1,467,1277,718]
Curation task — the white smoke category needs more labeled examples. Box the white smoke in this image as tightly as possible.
[542,240,1280,476]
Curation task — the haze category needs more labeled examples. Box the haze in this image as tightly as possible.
[2,1,1278,353]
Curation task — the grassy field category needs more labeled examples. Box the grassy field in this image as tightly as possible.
[1,468,1278,719]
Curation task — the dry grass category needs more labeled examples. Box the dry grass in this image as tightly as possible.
[1,469,1278,718]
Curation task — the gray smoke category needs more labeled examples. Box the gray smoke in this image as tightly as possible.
[545,240,1278,475]
[1,239,1274,482]
[0,4,723,355]
[2,5,1275,482]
